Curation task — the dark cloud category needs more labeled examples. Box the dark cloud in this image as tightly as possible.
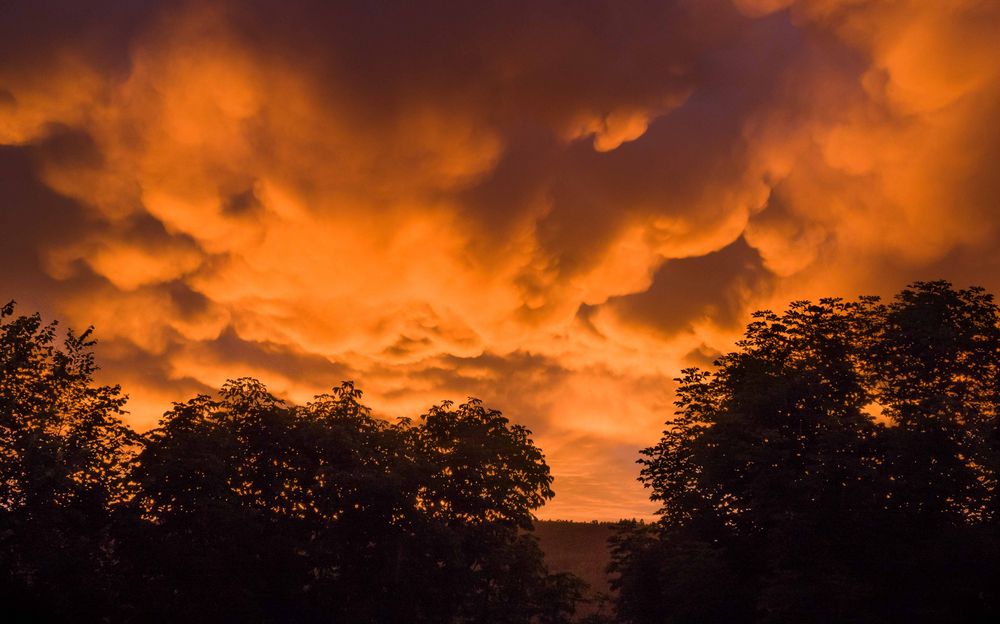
[606,237,773,335]
[0,145,90,312]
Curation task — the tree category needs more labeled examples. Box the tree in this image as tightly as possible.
[0,304,582,624]
[412,399,569,623]
[0,302,583,622]
[615,282,1000,623]
[122,378,580,623]
[0,301,138,621]
[119,378,310,622]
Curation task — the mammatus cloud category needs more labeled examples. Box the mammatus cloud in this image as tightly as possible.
[1,0,998,519]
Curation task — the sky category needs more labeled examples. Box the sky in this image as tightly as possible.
[1,0,999,520]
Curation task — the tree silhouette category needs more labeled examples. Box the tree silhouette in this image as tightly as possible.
[120,379,580,623]
[0,302,584,622]
[119,378,310,621]
[0,301,138,621]
[613,282,1000,623]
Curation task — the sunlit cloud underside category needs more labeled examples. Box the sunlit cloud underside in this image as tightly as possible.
[2,0,998,519]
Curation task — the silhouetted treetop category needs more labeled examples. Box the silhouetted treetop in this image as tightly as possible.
[1,301,582,623]
[1,301,139,620]
[417,398,554,529]
[614,281,1000,624]
[126,378,570,622]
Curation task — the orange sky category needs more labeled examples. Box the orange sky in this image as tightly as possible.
[2,0,999,520]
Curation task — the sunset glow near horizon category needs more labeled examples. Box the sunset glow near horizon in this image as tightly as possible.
[2,0,998,520]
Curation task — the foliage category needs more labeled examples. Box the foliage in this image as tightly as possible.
[0,301,138,620]
[614,282,1000,623]
[0,300,582,622]
[119,380,576,623]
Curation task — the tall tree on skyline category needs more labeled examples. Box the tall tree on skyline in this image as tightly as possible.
[615,282,1000,623]
[0,301,139,620]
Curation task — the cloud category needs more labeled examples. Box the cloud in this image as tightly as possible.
[1,0,998,519]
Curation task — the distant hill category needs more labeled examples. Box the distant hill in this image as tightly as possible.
[533,520,617,616]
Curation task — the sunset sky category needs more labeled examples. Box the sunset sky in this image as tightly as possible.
[2,0,998,520]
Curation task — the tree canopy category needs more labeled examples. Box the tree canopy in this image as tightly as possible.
[0,301,138,620]
[0,301,584,623]
[613,281,1000,623]
[8,281,999,623]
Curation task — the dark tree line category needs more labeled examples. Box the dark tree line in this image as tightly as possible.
[611,282,1000,623]
[0,302,584,623]
[7,281,1000,623]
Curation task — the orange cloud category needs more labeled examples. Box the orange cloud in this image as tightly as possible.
[1,0,998,520]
